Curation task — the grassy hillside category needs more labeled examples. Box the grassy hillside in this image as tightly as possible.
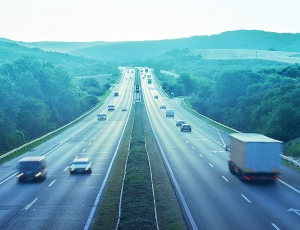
[16,41,118,53]
[0,41,118,77]
[67,30,300,62]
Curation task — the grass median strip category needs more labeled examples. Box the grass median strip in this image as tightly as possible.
[92,102,187,229]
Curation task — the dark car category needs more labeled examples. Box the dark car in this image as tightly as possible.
[176,120,185,127]
[17,156,47,182]
[70,158,92,174]
[154,95,158,99]
[97,113,107,120]
[181,124,192,132]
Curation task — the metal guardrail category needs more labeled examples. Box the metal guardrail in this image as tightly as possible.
[281,155,300,167]
[182,100,240,134]
[0,100,103,160]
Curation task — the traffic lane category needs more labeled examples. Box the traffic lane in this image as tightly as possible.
[2,168,103,230]
[0,118,122,228]
[168,97,231,147]
[166,127,300,229]
[154,129,278,229]
[156,129,298,229]
[143,84,296,229]
[0,76,129,182]
[0,77,132,228]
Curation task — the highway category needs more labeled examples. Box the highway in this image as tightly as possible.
[1,67,300,229]
[141,68,300,230]
[0,68,134,229]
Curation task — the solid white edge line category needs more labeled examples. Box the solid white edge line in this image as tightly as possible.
[145,101,198,230]
[83,92,132,230]
[277,179,300,194]
[0,172,18,185]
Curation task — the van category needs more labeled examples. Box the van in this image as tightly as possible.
[166,109,174,117]
[17,156,47,182]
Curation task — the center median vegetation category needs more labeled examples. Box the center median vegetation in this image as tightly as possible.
[92,102,187,229]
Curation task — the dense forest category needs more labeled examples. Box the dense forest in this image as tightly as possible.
[0,41,119,154]
[149,48,300,143]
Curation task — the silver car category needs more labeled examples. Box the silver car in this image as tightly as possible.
[70,158,92,174]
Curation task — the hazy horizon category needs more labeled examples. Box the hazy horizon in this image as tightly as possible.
[1,0,299,42]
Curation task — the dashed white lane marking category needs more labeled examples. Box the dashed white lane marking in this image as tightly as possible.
[209,163,214,168]
[222,176,229,182]
[23,198,38,210]
[199,154,203,157]
[241,194,251,203]
[271,223,280,230]
[49,180,56,187]
[277,179,300,194]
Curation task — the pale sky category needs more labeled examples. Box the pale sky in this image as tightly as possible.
[0,0,299,42]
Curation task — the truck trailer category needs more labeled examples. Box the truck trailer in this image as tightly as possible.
[228,133,282,181]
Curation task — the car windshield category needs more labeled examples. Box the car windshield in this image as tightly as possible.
[73,161,88,165]
[18,162,41,170]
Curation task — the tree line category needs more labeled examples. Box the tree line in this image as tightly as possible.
[152,49,300,143]
[0,57,110,154]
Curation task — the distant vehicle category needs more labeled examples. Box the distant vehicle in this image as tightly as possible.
[70,158,92,174]
[17,156,47,182]
[145,68,148,73]
[180,124,192,132]
[114,92,119,96]
[148,78,152,83]
[121,106,127,111]
[160,105,166,109]
[108,104,115,111]
[97,113,106,120]
[228,133,282,181]
[154,95,158,99]
[165,109,174,117]
[176,120,185,127]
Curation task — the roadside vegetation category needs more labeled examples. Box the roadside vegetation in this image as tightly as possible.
[0,56,119,155]
[134,48,300,154]
[92,103,187,229]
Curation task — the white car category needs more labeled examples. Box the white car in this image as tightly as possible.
[165,109,174,117]
[70,158,92,174]
[121,106,127,111]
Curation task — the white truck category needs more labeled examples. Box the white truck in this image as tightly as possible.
[228,133,282,181]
